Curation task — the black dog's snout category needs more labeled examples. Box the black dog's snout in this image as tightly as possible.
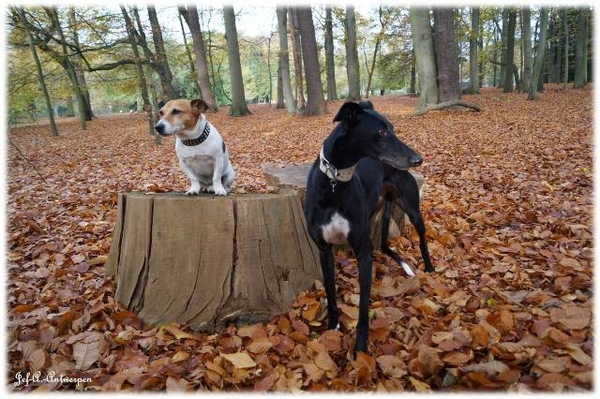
[410,154,423,166]
[155,123,164,134]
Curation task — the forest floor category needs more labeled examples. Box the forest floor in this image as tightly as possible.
[5,85,593,392]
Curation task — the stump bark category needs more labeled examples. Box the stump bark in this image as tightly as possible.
[262,163,425,249]
[105,189,321,332]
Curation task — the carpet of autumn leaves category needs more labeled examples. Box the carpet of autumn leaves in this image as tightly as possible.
[5,85,593,392]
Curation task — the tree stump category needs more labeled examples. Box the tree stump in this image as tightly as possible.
[105,189,321,332]
[262,163,425,249]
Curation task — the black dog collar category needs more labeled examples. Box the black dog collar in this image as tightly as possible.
[181,121,210,146]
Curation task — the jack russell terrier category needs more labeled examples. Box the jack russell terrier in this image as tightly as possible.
[155,99,235,196]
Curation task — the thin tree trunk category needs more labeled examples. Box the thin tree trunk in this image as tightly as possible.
[147,6,177,99]
[296,7,327,115]
[522,7,532,92]
[289,8,305,113]
[121,6,154,136]
[18,7,58,136]
[223,5,251,116]
[49,8,86,132]
[181,5,218,110]
[528,8,549,100]
[410,7,438,110]
[68,8,93,121]
[324,6,337,101]
[574,7,588,89]
[467,7,480,94]
[345,5,361,101]
[276,6,296,113]
[177,9,201,97]
[365,6,384,98]
[503,9,517,93]
[563,9,569,88]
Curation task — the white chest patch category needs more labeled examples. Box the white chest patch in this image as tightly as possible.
[321,212,351,245]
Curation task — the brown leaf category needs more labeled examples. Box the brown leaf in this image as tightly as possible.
[220,352,256,369]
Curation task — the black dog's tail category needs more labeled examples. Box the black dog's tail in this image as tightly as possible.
[380,188,416,276]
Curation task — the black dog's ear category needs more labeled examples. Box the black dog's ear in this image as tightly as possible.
[359,100,374,110]
[333,102,363,125]
[191,99,211,114]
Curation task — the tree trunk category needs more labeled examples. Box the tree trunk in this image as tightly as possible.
[177,8,202,99]
[574,7,589,89]
[324,7,337,101]
[276,6,296,113]
[182,5,218,110]
[528,8,549,100]
[522,7,532,92]
[433,8,460,102]
[121,6,154,136]
[223,5,251,116]
[18,7,58,136]
[503,9,517,93]
[345,5,361,101]
[498,9,508,88]
[106,190,321,332]
[68,8,94,121]
[296,7,327,115]
[289,8,306,113]
[467,7,480,94]
[563,9,569,88]
[49,7,87,132]
[410,7,438,110]
[147,6,177,100]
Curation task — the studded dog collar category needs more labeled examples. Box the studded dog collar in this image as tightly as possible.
[181,121,211,146]
[319,148,357,191]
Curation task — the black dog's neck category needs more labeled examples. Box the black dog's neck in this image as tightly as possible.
[321,129,362,170]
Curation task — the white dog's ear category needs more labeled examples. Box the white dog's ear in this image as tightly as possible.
[191,99,211,114]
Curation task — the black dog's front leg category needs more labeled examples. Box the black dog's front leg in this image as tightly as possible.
[353,242,373,354]
[319,246,339,330]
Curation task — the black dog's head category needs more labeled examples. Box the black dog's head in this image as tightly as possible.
[329,101,422,170]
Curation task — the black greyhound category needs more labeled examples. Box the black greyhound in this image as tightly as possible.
[304,101,434,354]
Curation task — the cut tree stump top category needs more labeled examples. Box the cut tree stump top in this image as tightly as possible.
[262,163,425,248]
[106,189,321,332]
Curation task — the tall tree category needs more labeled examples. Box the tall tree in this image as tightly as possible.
[563,9,569,88]
[410,7,438,109]
[466,7,480,94]
[121,6,153,136]
[223,5,251,116]
[276,6,296,113]
[324,6,337,101]
[67,8,93,120]
[17,7,57,136]
[528,8,549,100]
[289,7,306,112]
[49,7,86,131]
[345,5,361,100]
[180,5,218,110]
[177,9,201,97]
[147,6,177,100]
[521,7,533,92]
[365,6,389,98]
[433,8,460,102]
[503,9,517,93]
[573,7,589,89]
[296,7,327,115]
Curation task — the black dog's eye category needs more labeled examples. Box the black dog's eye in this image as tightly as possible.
[378,127,388,136]
[172,109,181,115]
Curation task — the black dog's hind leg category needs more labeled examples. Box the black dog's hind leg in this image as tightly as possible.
[380,199,416,276]
[319,246,340,330]
[393,171,434,273]
[400,198,434,272]
[352,239,373,354]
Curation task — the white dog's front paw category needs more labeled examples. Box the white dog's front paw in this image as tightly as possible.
[186,189,200,196]
[213,185,228,196]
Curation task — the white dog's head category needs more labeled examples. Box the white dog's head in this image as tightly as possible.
[154,99,210,138]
